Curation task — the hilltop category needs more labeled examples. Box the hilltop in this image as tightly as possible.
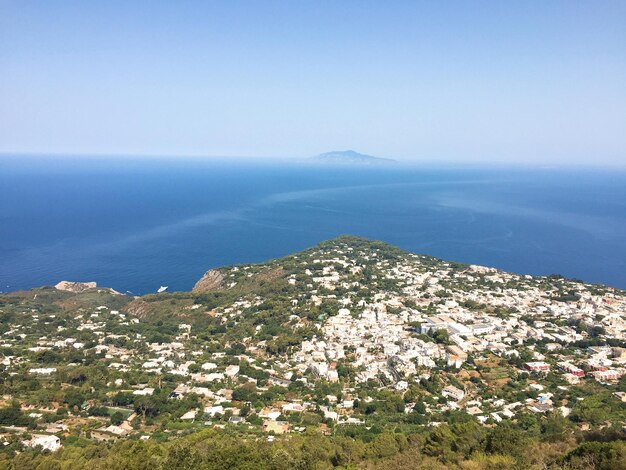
[311,150,396,165]
[2,235,626,469]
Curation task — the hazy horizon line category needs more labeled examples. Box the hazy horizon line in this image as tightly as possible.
[1,150,625,170]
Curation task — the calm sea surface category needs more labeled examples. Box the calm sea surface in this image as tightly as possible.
[1,156,625,294]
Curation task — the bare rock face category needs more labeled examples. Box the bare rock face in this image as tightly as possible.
[192,269,224,293]
[124,298,151,318]
[55,281,97,293]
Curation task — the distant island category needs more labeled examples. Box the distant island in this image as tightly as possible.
[311,150,396,165]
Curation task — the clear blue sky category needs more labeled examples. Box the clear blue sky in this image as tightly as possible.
[1,1,625,164]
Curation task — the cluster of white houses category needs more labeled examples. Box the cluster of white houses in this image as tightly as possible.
[2,241,626,448]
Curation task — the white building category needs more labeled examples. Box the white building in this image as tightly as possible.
[23,434,61,452]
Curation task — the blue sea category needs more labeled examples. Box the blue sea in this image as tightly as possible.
[1,156,625,294]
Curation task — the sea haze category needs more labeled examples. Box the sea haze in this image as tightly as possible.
[1,156,625,294]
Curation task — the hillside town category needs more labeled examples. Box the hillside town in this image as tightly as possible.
[1,236,626,458]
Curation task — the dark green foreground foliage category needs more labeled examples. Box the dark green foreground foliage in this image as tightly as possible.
[3,424,626,470]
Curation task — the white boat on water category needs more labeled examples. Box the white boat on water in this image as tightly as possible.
[157,286,168,293]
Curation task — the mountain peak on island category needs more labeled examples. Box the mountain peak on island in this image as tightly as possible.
[312,150,396,165]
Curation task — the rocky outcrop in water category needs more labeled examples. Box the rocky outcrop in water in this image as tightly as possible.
[55,281,97,293]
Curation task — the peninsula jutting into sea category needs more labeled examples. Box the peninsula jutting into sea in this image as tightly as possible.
[2,236,626,468]
[2,0,625,468]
